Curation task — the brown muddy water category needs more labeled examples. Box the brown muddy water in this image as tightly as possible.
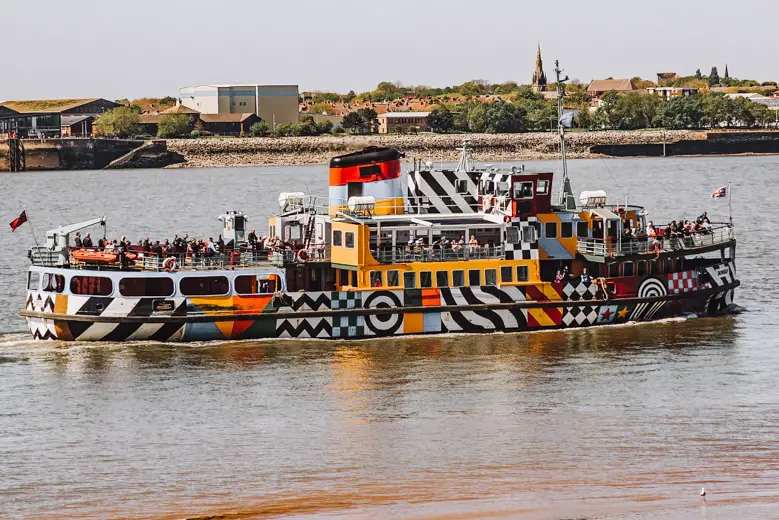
[1,156,777,519]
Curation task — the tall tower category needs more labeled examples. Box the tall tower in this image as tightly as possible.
[532,44,547,92]
[724,63,730,80]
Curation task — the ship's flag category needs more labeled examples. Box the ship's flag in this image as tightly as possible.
[9,210,27,232]
[712,186,728,199]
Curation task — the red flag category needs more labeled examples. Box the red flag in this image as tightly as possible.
[9,210,27,232]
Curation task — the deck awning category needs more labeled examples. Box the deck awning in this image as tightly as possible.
[590,208,620,220]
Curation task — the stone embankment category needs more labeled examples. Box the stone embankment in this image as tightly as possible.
[165,130,705,168]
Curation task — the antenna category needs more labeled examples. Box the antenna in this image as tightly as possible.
[554,60,573,209]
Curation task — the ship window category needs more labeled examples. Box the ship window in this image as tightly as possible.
[608,264,619,277]
[370,271,383,287]
[360,164,382,177]
[622,262,634,277]
[649,260,659,275]
[235,275,276,294]
[545,222,557,238]
[387,270,399,287]
[333,230,343,247]
[351,271,358,287]
[521,225,537,243]
[452,270,465,287]
[663,258,673,273]
[420,271,432,288]
[577,221,589,238]
[514,181,534,199]
[637,261,647,276]
[561,222,573,238]
[403,272,416,289]
[506,227,519,244]
[468,269,480,286]
[179,276,229,296]
[70,276,113,296]
[27,271,40,290]
[42,273,65,293]
[436,271,449,288]
[516,266,529,282]
[537,180,549,194]
[501,266,513,283]
[119,277,174,297]
[455,179,468,194]
[485,269,497,286]
[345,232,355,249]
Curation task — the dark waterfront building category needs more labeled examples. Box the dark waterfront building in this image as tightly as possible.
[0,98,119,137]
[532,44,547,93]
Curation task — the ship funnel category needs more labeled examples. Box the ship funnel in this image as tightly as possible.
[328,147,404,216]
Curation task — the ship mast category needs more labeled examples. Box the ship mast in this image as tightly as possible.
[555,60,574,209]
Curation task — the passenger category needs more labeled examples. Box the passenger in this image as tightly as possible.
[206,237,218,256]
[74,232,83,248]
[82,233,93,248]
[151,241,163,256]
[555,268,565,283]
[97,237,105,250]
[697,211,710,225]
[647,221,656,238]
[248,228,258,248]
[217,235,225,251]
[143,237,151,252]
[580,267,592,284]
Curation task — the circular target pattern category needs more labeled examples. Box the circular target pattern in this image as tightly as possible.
[637,277,667,298]
[363,291,403,336]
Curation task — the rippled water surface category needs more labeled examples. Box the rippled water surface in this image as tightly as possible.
[1,156,778,519]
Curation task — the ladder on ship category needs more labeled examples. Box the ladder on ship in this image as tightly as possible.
[303,215,316,250]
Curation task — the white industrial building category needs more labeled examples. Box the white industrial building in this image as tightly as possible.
[178,84,299,126]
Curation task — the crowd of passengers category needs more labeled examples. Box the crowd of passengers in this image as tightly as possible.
[71,228,313,260]
[622,212,712,242]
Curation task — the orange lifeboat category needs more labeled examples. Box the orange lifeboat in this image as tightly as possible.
[72,250,137,264]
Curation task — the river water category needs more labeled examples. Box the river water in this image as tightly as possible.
[1,156,777,519]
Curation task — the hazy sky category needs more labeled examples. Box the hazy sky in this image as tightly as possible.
[3,0,777,101]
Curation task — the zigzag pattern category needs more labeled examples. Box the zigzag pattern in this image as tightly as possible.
[289,292,331,311]
[276,318,332,338]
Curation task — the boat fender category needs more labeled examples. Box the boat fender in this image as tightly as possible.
[296,249,309,262]
[163,257,177,272]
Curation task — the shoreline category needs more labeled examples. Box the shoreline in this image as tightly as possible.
[164,130,707,168]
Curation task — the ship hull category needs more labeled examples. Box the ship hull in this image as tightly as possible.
[22,266,738,343]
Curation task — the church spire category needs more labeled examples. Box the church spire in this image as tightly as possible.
[532,43,547,92]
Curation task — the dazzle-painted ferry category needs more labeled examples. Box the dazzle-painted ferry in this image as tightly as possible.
[21,64,739,342]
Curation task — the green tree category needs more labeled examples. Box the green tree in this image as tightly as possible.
[427,105,454,133]
[515,85,542,100]
[315,120,334,135]
[709,67,720,86]
[694,69,702,79]
[249,121,271,137]
[312,92,340,103]
[159,96,176,106]
[485,102,526,133]
[95,106,140,138]
[355,108,378,133]
[157,114,192,138]
[459,80,489,97]
[655,95,703,129]
[595,91,622,129]
[493,81,519,95]
[575,107,595,129]
[521,99,558,131]
[701,92,729,127]
[467,103,489,132]
[310,103,335,115]
[341,112,364,133]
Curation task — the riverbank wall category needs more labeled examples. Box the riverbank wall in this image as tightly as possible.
[589,131,779,157]
[165,130,708,168]
[0,138,180,171]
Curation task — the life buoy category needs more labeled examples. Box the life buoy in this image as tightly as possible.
[296,249,309,262]
[504,215,512,224]
[163,257,177,271]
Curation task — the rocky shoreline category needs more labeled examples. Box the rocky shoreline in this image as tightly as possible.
[165,130,706,168]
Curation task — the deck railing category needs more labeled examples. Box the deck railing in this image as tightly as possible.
[372,245,505,264]
[577,224,735,257]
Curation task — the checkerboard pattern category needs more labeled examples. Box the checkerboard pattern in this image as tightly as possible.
[562,282,599,301]
[562,305,599,327]
[668,271,699,294]
[331,291,362,310]
[505,217,540,260]
[332,315,365,338]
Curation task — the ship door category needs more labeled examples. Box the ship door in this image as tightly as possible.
[348,182,363,199]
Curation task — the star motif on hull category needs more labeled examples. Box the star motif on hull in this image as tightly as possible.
[617,307,629,319]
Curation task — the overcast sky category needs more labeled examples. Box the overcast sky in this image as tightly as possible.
[3,0,777,101]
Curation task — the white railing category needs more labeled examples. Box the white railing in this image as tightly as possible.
[372,245,504,264]
[577,225,735,257]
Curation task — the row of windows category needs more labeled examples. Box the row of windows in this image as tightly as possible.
[542,221,590,239]
[28,273,276,297]
[607,258,679,277]
[369,266,530,289]
[333,230,355,248]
